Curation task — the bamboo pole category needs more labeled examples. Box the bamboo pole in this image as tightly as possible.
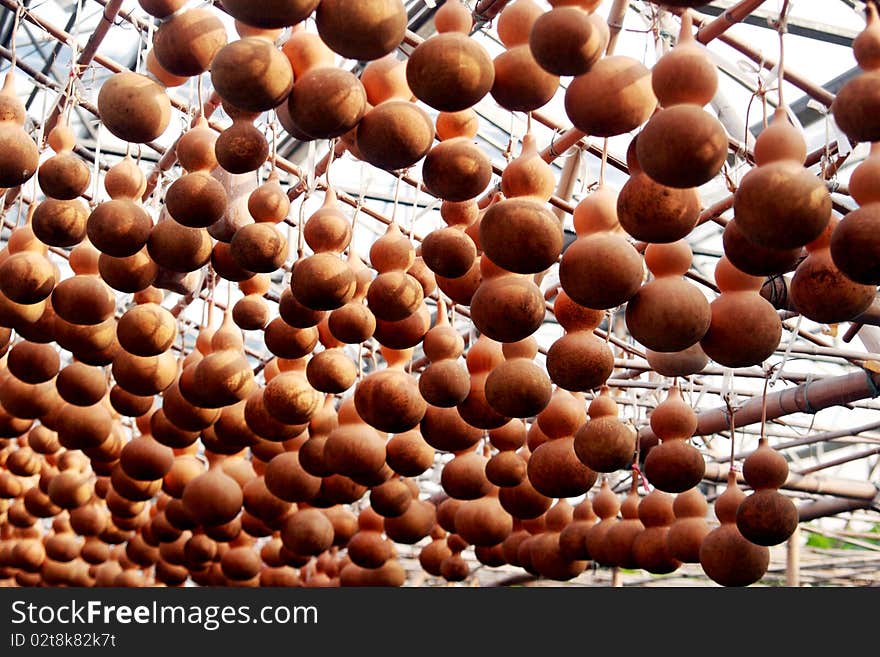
[786,526,800,586]
[701,461,879,501]
[42,0,125,137]
[695,0,770,45]
[639,368,880,451]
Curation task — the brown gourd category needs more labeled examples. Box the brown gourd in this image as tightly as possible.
[625,240,711,352]
[637,15,727,189]
[529,5,607,77]
[527,389,597,498]
[354,346,426,434]
[699,470,769,587]
[417,299,470,408]
[485,337,552,420]
[733,106,831,250]
[574,386,636,473]
[830,142,880,284]
[700,256,782,368]
[0,72,40,188]
[790,218,875,324]
[559,186,644,310]
[735,438,798,546]
[643,385,705,493]
[38,120,90,201]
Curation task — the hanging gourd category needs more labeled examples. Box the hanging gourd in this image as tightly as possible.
[666,487,711,564]
[421,199,478,281]
[722,217,802,277]
[736,438,798,546]
[215,103,270,175]
[602,480,644,570]
[565,56,656,137]
[733,106,831,250]
[286,67,367,141]
[192,311,257,408]
[0,208,55,305]
[315,0,407,62]
[417,299,470,408]
[490,37,559,113]
[38,118,90,201]
[832,4,880,143]
[422,137,493,202]
[699,470,770,587]
[406,9,494,113]
[625,240,711,352]
[637,14,727,188]
[233,274,271,331]
[97,71,172,144]
[559,186,644,310]
[632,489,682,575]
[480,134,562,274]
[527,388,597,499]
[87,156,153,257]
[790,217,875,324]
[152,7,227,78]
[529,4,608,77]
[528,500,588,581]
[574,386,636,474]
[643,384,704,493]
[355,346,426,434]
[830,143,880,284]
[470,257,545,344]
[546,290,614,392]
[616,141,701,243]
[485,337,552,420]
[366,222,424,323]
[558,497,598,562]
[700,256,782,368]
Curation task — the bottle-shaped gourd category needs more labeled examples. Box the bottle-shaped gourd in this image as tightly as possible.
[485,336,553,419]
[558,496,598,562]
[528,388,597,499]
[666,487,711,564]
[625,240,711,352]
[470,255,545,344]
[38,120,90,201]
[790,218,875,324]
[0,206,56,306]
[832,3,880,143]
[366,222,424,323]
[603,481,644,570]
[733,106,830,250]
[0,71,39,188]
[699,256,782,368]
[417,299,469,409]
[529,499,589,581]
[354,346,426,434]
[328,249,376,346]
[633,488,682,575]
[831,142,880,285]
[637,13,727,189]
[559,186,644,310]
[700,470,769,587]
[546,290,614,392]
[584,478,621,567]
[574,386,636,473]
[643,384,705,493]
[736,438,798,546]
[479,133,562,274]
[87,156,152,259]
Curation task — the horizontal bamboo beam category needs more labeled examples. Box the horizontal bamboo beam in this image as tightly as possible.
[640,368,880,451]
[702,461,879,502]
